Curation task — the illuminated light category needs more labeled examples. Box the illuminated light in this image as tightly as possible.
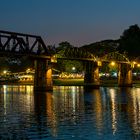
[137,64,140,67]
[3,70,7,74]
[131,61,137,68]
[97,61,102,67]
[133,73,137,76]
[46,69,52,86]
[112,72,117,77]
[26,68,31,73]
[72,67,75,70]
[99,73,102,77]
[51,55,57,63]
[110,61,115,66]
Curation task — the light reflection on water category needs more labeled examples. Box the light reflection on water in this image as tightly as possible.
[0,85,140,139]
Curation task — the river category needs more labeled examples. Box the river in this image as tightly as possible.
[0,85,140,139]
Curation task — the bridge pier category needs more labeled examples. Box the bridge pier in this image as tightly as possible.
[34,59,53,91]
[84,61,100,88]
[118,63,132,87]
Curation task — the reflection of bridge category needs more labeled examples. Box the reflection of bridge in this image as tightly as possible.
[0,30,136,90]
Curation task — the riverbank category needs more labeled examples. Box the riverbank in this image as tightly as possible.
[53,79,118,86]
[53,79,140,87]
[0,79,140,87]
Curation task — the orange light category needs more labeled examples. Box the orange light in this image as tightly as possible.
[110,61,115,66]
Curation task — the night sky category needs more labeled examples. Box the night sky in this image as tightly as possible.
[0,0,140,46]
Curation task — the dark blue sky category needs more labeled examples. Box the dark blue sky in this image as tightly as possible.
[0,0,140,46]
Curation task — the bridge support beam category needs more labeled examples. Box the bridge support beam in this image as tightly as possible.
[118,63,132,87]
[34,59,53,91]
[84,61,100,88]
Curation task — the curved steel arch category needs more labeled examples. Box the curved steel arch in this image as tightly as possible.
[101,51,130,63]
[56,47,97,61]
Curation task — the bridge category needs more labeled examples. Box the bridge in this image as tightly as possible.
[0,30,136,90]
[56,47,133,87]
[0,30,53,90]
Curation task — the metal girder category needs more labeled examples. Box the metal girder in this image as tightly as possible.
[101,51,130,63]
[56,47,97,61]
[0,30,50,56]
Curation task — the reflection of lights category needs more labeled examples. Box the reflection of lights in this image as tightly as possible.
[72,92,76,112]
[129,88,140,134]
[93,90,103,131]
[26,86,33,94]
[26,86,33,107]
[3,85,7,94]
[46,93,57,137]
[3,85,7,115]
[71,86,76,93]
[46,86,85,136]
[110,88,117,135]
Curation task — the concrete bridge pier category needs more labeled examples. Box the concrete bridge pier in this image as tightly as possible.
[34,59,53,91]
[118,63,132,87]
[84,61,100,88]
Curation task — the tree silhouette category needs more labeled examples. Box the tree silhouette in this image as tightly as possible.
[56,41,72,52]
[118,24,140,58]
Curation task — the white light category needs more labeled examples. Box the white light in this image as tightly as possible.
[112,72,117,77]
[3,70,7,74]
[72,67,76,70]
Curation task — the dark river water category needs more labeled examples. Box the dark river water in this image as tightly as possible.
[0,85,140,139]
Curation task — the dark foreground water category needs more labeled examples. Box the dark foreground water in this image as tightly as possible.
[0,85,140,139]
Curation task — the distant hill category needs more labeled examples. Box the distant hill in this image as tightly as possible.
[80,40,119,57]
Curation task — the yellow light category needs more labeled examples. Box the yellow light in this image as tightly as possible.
[3,70,7,74]
[97,61,102,66]
[26,68,31,73]
[110,61,115,66]
[137,64,140,67]
[51,55,57,63]
[131,61,137,68]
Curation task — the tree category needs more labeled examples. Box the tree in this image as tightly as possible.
[118,24,140,58]
[55,60,83,73]
[56,41,73,52]
[81,40,117,57]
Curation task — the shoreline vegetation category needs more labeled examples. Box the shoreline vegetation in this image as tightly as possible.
[0,79,140,87]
